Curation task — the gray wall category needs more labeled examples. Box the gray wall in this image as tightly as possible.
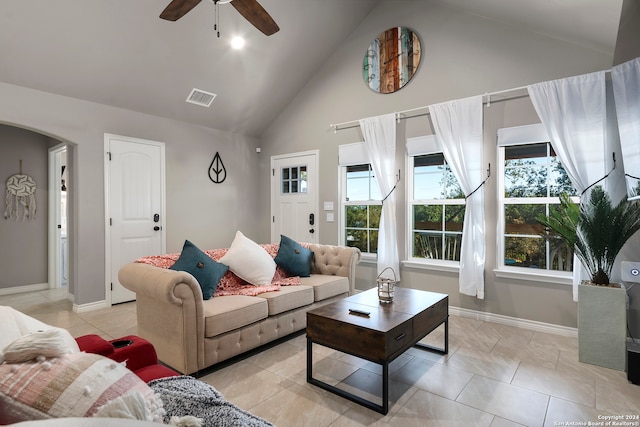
[258,1,620,328]
[613,0,640,338]
[614,0,640,66]
[0,84,262,305]
[0,125,49,288]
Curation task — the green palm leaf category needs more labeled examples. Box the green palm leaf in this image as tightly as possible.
[538,186,640,285]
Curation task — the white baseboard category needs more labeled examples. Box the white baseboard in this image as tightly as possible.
[0,283,49,296]
[352,289,577,338]
[73,300,108,313]
[450,306,578,338]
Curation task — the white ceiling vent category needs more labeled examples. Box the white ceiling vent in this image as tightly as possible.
[186,88,217,107]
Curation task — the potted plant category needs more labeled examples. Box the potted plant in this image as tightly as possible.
[538,185,640,370]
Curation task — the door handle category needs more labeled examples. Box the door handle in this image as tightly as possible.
[309,213,315,225]
[153,226,160,231]
[309,229,315,234]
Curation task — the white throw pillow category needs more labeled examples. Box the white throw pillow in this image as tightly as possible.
[0,329,76,364]
[219,231,276,285]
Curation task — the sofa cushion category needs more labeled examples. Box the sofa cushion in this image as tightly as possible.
[169,240,228,300]
[203,295,269,337]
[300,274,350,301]
[274,235,313,277]
[255,285,314,315]
[218,231,276,286]
[0,352,163,424]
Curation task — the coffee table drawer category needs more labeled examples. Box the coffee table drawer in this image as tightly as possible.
[307,311,414,362]
[413,297,448,339]
[386,320,413,357]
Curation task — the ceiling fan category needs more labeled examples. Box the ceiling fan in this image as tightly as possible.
[160,0,279,36]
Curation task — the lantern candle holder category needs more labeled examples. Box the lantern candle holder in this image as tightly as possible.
[377,267,397,303]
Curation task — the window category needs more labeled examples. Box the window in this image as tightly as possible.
[499,142,578,272]
[343,164,382,254]
[409,153,465,262]
[281,166,307,194]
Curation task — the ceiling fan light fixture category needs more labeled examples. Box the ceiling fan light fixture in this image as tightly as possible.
[230,36,245,49]
[186,88,217,107]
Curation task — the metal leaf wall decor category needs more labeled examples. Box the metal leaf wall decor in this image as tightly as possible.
[208,152,227,184]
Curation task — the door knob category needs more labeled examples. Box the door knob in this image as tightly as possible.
[309,229,315,234]
[153,226,160,231]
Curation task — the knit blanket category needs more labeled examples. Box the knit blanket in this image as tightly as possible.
[149,375,274,427]
[135,243,301,297]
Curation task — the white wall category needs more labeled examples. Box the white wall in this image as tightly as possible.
[0,83,262,305]
[258,1,617,328]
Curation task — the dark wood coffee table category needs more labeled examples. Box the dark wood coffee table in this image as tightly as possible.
[306,287,448,414]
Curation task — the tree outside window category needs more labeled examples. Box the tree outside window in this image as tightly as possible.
[410,153,465,262]
[344,164,381,254]
[502,143,578,271]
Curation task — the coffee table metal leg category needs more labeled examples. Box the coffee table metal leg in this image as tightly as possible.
[382,361,389,415]
[307,337,389,415]
[414,317,449,354]
[307,336,313,382]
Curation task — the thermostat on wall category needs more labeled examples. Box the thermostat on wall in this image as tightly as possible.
[622,261,640,283]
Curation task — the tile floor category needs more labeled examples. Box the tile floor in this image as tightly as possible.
[1,288,639,427]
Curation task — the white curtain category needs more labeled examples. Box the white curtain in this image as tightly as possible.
[429,96,485,298]
[359,113,400,281]
[527,71,608,300]
[611,57,640,201]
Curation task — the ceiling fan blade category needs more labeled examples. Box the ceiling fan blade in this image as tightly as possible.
[160,0,203,21]
[230,0,280,36]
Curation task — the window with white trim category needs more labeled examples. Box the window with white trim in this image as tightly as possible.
[409,152,465,262]
[498,128,578,272]
[343,164,382,254]
[338,142,382,255]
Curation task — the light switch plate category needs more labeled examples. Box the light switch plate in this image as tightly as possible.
[323,201,334,211]
[326,212,334,222]
[621,261,640,283]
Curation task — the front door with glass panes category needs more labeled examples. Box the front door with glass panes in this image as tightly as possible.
[271,151,319,244]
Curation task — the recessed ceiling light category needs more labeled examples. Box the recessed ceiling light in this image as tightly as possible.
[230,36,245,50]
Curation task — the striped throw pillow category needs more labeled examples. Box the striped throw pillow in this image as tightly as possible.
[0,352,163,424]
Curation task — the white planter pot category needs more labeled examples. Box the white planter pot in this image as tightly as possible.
[578,282,627,371]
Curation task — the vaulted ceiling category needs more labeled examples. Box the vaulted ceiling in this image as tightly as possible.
[0,0,624,137]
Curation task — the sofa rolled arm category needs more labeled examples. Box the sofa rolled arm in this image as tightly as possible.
[118,262,205,374]
[118,262,203,306]
[308,244,361,295]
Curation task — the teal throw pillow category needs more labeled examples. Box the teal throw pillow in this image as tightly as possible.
[274,235,313,277]
[169,240,228,299]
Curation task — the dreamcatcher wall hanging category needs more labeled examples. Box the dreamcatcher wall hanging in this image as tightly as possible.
[4,160,37,221]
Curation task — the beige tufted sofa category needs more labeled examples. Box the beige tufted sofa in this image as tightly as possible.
[118,244,360,375]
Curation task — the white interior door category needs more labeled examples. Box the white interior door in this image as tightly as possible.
[106,134,165,304]
[48,144,67,290]
[271,151,319,244]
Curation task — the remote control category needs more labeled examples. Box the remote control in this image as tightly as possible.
[348,308,370,316]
